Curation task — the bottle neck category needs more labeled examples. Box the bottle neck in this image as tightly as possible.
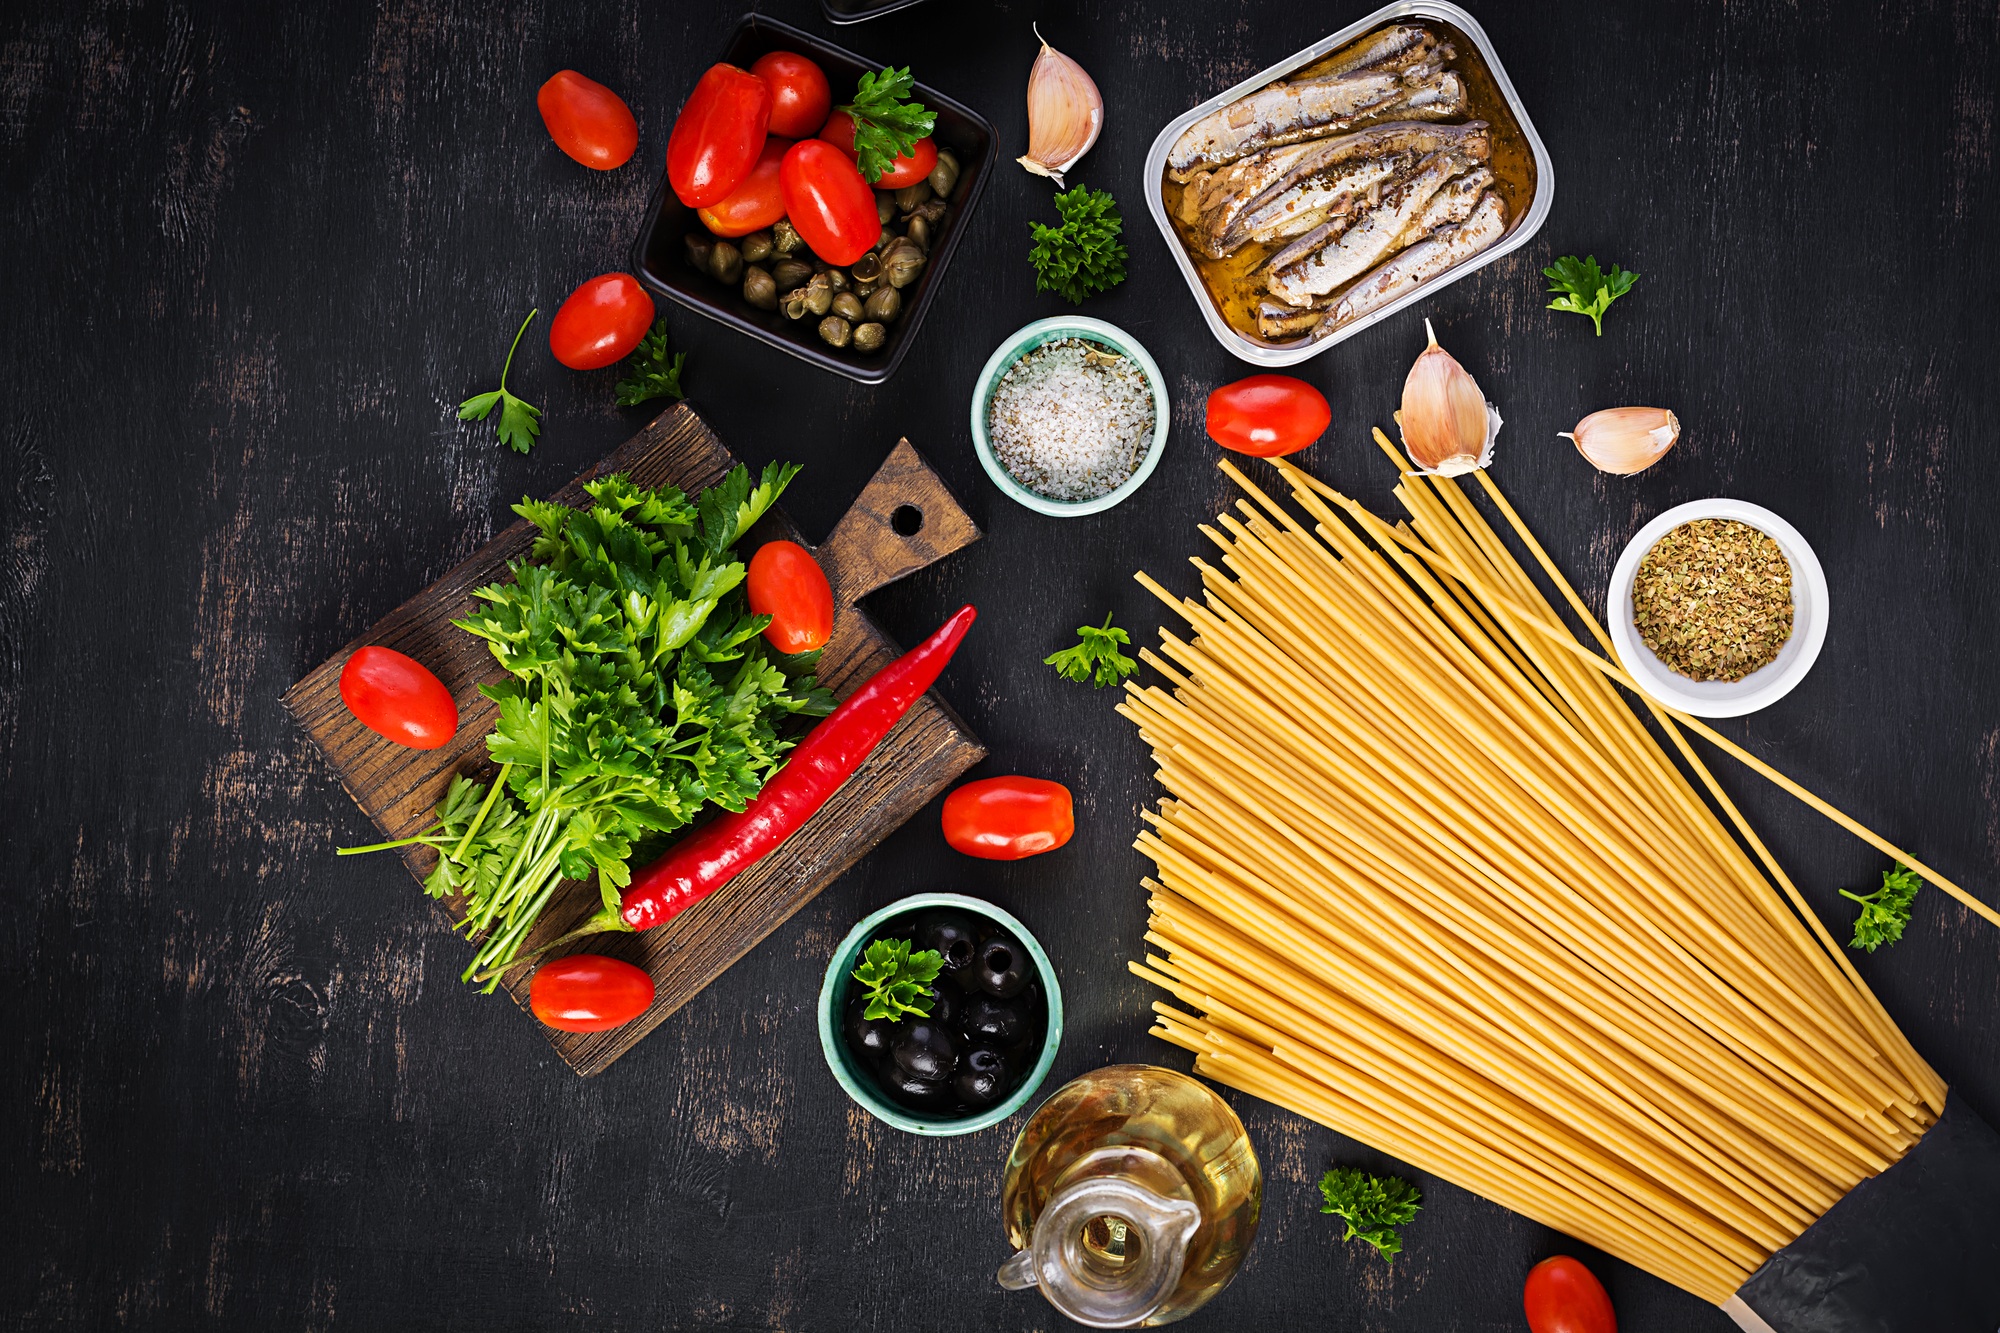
[996,1147,1204,1328]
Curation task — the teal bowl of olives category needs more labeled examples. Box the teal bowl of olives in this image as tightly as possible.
[818,892,1063,1136]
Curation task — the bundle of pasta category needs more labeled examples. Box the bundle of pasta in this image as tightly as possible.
[1122,438,2000,1332]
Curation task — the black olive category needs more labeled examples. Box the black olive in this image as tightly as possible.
[916,981,957,1028]
[891,1019,958,1081]
[974,932,1032,998]
[844,994,894,1058]
[915,910,982,986]
[877,1061,957,1111]
[960,992,1029,1046]
[954,1045,1012,1107]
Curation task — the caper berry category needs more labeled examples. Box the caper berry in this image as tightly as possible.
[804,272,834,316]
[781,288,811,321]
[927,149,960,199]
[684,232,716,272]
[708,240,743,285]
[894,181,933,212]
[770,258,813,291]
[905,216,931,250]
[850,251,884,284]
[742,265,778,311]
[863,285,902,324]
[876,192,896,225]
[852,321,887,353]
[831,291,864,322]
[771,219,804,256]
[851,276,879,298]
[818,315,852,348]
[824,267,850,292]
[881,238,926,289]
[740,230,773,264]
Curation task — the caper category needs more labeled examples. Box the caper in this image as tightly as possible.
[743,265,778,311]
[894,181,933,212]
[881,238,927,289]
[851,276,879,298]
[818,315,852,348]
[831,291,864,322]
[910,198,948,225]
[852,321,887,354]
[708,240,743,284]
[804,271,834,316]
[876,192,896,225]
[850,251,884,284]
[685,232,716,272]
[771,219,804,256]
[740,230,774,264]
[781,288,811,320]
[905,215,932,250]
[824,267,850,292]
[876,227,895,253]
[927,149,960,199]
[770,258,813,291]
[863,285,902,324]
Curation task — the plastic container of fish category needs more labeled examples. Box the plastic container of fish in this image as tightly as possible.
[1143,1,1553,366]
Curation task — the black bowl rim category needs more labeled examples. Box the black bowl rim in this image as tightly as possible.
[630,12,999,385]
[820,0,929,25]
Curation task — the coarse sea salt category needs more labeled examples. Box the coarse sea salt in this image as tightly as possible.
[987,339,1155,502]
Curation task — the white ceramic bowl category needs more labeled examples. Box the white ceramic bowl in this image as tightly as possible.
[1606,499,1829,718]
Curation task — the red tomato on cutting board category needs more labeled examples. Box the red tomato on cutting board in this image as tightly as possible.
[746,540,834,654]
[942,777,1075,860]
[1523,1256,1617,1333]
[339,646,458,749]
[530,955,655,1032]
[536,70,638,170]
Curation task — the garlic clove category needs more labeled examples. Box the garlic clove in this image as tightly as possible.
[1559,407,1680,475]
[1398,319,1499,476]
[1018,26,1103,188]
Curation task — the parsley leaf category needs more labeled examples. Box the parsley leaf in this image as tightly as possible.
[852,937,945,1021]
[1319,1167,1422,1262]
[615,319,687,407]
[1841,862,1923,952]
[1029,186,1129,304]
[1542,254,1638,336]
[1045,612,1137,688]
[458,308,543,453]
[841,66,936,184]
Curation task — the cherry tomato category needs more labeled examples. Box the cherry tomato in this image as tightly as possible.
[529,955,655,1032]
[536,70,638,170]
[750,51,831,140]
[339,646,458,750]
[1205,374,1332,457]
[666,62,771,208]
[779,139,878,265]
[1523,1256,1617,1333]
[746,540,834,654]
[942,777,1075,860]
[696,136,791,238]
[817,109,939,189]
[549,273,654,370]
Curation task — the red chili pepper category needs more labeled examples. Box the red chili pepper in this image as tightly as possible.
[618,605,977,931]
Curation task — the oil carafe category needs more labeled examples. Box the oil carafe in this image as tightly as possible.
[997,1065,1261,1327]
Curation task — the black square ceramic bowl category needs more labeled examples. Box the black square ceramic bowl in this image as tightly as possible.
[631,14,996,384]
[821,0,929,25]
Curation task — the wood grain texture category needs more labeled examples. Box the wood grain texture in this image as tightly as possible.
[282,406,986,1074]
[3,0,1998,1328]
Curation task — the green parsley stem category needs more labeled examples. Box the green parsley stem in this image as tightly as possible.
[499,308,537,393]
[450,762,513,863]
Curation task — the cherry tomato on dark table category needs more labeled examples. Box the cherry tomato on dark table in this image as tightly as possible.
[666,62,771,208]
[750,51,831,139]
[1205,374,1331,457]
[549,273,654,370]
[339,646,457,750]
[746,540,834,654]
[536,70,638,170]
[696,136,791,238]
[529,955,655,1032]
[943,777,1075,860]
[1523,1256,1617,1333]
[779,139,878,265]
[817,108,939,190]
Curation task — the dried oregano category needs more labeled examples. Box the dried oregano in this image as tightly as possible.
[1632,518,1793,682]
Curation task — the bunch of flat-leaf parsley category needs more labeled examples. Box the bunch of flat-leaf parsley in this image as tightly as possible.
[1543,254,1638,336]
[342,463,833,989]
[1319,1167,1422,1262]
[1842,862,1923,952]
[1029,186,1128,304]
[1045,613,1137,688]
[852,938,945,1020]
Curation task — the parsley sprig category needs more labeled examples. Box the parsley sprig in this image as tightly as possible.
[1319,1167,1422,1262]
[1543,255,1637,336]
[616,320,686,407]
[841,66,936,184]
[1045,613,1137,688]
[341,463,833,989]
[1842,862,1922,952]
[1029,186,1129,305]
[852,937,945,1021]
[459,308,543,453]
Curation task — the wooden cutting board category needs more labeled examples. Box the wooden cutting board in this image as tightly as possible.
[284,402,986,1075]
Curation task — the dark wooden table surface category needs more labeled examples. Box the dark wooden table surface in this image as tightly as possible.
[5,0,1997,1328]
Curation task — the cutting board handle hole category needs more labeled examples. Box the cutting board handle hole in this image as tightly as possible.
[890,504,925,537]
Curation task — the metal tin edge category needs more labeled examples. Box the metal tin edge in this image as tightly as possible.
[1140,0,1554,366]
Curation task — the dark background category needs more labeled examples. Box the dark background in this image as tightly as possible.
[4,0,1997,1328]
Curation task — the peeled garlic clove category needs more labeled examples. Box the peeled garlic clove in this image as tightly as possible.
[1560,407,1680,475]
[1017,26,1103,188]
[1399,319,1499,476]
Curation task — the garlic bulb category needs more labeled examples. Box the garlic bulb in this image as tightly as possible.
[1398,319,1500,476]
[1018,26,1103,187]
[1560,407,1680,475]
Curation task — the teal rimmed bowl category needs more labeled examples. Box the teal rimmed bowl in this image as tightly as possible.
[969,316,1171,518]
[818,892,1064,1136]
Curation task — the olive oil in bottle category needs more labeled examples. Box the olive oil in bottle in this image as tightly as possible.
[996,1065,1262,1327]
